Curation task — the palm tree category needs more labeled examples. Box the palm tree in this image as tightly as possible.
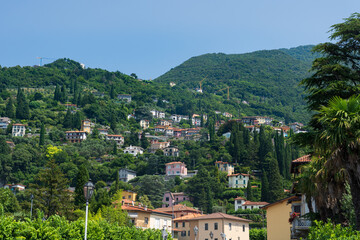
[316,96,360,229]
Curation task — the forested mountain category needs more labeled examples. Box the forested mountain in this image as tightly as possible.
[155,45,318,123]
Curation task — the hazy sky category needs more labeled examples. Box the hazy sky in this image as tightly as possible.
[1,1,359,79]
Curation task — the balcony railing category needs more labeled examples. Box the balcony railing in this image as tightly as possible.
[293,217,311,229]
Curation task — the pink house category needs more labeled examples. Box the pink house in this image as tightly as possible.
[162,191,191,207]
[165,162,187,177]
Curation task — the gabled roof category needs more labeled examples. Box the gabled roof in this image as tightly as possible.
[242,200,269,206]
[292,155,311,163]
[165,161,185,165]
[155,204,201,213]
[234,196,246,201]
[187,212,251,222]
[173,213,203,221]
[261,196,298,210]
[122,204,173,217]
[228,173,250,177]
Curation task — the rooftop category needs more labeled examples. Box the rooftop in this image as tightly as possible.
[187,212,251,222]
[155,204,201,213]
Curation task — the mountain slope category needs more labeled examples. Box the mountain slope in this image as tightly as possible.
[155,45,317,123]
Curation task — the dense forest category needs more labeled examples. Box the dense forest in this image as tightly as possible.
[155,45,320,123]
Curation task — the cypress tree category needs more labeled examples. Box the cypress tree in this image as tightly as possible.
[113,141,118,155]
[140,131,150,149]
[267,154,283,203]
[70,78,74,94]
[5,97,15,118]
[60,85,66,103]
[74,165,89,207]
[246,179,254,201]
[110,113,116,131]
[261,170,269,202]
[54,85,60,101]
[63,109,73,129]
[206,186,213,213]
[110,85,115,99]
[73,111,82,130]
[16,87,29,119]
[39,123,45,146]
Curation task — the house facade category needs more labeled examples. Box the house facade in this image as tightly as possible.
[234,197,268,211]
[165,162,188,177]
[122,190,137,201]
[81,119,92,133]
[123,146,144,156]
[228,173,250,188]
[140,120,150,129]
[156,204,201,219]
[121,203,173,232]
[183,212,250,240]
[117,94,132,102]
[12,123,26,137]
[119,168,137,182]
[0,117,10,130]
[106,134,124,147]
[150,110,165,119]
[262,196,294,240]
[215,161,234,175]
[241,116,273,126]
[162,192,191,207]
[65,131,87,143]
[164,147,180,157]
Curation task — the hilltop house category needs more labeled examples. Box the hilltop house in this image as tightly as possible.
[228,173,250,188]
[0,117,11,130]
[140,120,150,129]
[65,131,87,143]
[162,192,191,208]
[124,146,144,156]
[164,146,180,157]
[215,161,234,175]
[12,123,26,137]
[106,134,124,147]
[81,119,92,133]
[150,110,165,119]
[234,197,269,211]
[165,162,188,177]
[117,94,132,102]
[119,168,137,182]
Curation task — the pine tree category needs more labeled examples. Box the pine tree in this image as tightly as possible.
[31,160,73,217]
[5,97,15,118]
[267,154,283,203]
[39,123,45,146]
[74,164,89,207]
[261,170,269,202]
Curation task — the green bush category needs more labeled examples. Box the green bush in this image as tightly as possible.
[306,220,360,240]
[250,228,266,240]
[0,214,173,240]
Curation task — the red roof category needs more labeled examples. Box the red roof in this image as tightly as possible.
[235,196,246,200]
[292,155,311,163]
[187,212,251,222]
[107,134,123,137]
[66,131,86,133]
[13,123,25,126]
[228,173,250,177]
[165,161,185,165]
[242,200,269,206]
[121,204,173,217]
[155,204,201,213]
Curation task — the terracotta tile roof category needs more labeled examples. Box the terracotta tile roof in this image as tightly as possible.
[173,213,203,221]
[13,123,25,126]
[122,204,173,217]
[165,161,185,165]
[234,196,246,200]
[227,173,250,177]
[292,154,311,163]
[242,201,269,206]
[187,212,251,222]
[155,204,201,213]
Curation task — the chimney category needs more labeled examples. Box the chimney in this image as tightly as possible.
[132,201,134,206]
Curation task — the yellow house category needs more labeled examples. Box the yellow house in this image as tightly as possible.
[262,196,295,240]
[122,190,137,202]
[81,119,92,133]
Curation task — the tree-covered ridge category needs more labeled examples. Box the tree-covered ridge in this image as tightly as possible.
[155,45,318,123]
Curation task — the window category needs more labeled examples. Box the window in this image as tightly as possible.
[243,224,246,232]
[128,195,131,199]
[294,205,301,213]
[188,231,190,236]
[205,223,208,230]
[155,218,160,229]
[166,197,169,201]
[144,217,149,224]
[168,166,171,169]
[182,222,185,227]
[229,223,232,230]
[176,222,178,228]
[236,180,238,184]
[214,222,218,230]
[243,180,246,184]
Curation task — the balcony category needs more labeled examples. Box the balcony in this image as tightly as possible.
[293,217,311,229]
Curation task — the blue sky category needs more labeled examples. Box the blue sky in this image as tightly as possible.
[1,1,359,79]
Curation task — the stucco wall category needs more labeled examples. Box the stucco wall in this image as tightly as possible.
[266,201,292,240]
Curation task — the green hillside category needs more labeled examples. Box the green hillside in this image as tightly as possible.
[155,45,317,123]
